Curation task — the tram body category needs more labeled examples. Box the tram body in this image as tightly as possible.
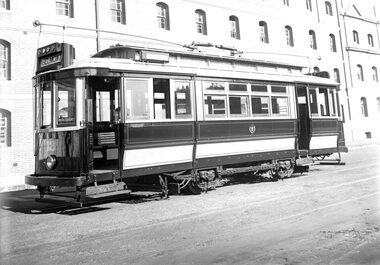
[26,43,347,202]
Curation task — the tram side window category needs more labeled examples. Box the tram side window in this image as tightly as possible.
[40,83,53,128]
[309,88,319,116]
[56,79,76,127]
[125,79,150,120]
[329,89,336,116]
[271,97,289,116]
[174,81,192,119]
[204,95,227,118]
[229,96,249,117]
[318,87,330,116]
[154,78,171,119]
[251,96,269,116]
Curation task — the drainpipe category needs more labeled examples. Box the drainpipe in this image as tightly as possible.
[95,0,100,52]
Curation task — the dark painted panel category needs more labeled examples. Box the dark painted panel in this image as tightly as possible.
[124,122,194,146]
[311,119,338,135]
[122,162,193,178]
[36,130,84,176]
[198,119,297,141]
[309,148,337,156]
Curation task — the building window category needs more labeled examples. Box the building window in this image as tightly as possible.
[0,0,10,10]
[377,97,380,113]
[285,26,294,47]
[313,67,320,73]
[372,66,378,82]
[56,0,74,18]
[353,30,359,44]
[283,0,289,6]
[325,1,333,16]
[229,16,240,39]
[259,21,269,43]
[309,30,317,49]
[157,2,170,30]
[306,0,312,11]
[357,64,364,81]
[0,40,10,80]
[329,34,337,52]
[110,0,126,24]
[368,34,374,47]
[0,109,11,147]
[360,97,368,117]
[195,9,207,35]
[334,68,340,83]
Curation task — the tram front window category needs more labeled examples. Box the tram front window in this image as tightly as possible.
[39,83,53,128]
[57,79,76,127]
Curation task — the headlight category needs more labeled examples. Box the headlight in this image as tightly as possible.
[46,155,57,170]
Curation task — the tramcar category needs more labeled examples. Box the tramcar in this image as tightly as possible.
[25,42,347,204]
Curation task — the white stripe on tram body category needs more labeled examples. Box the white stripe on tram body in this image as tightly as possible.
[309,135,338,150]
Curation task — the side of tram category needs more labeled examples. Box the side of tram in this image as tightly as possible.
[25,43,347,202]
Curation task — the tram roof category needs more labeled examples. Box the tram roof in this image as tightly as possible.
[38,44,339,87]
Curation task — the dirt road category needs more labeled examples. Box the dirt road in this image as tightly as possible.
[1,146,379,264]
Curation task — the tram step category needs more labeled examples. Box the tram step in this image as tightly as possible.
[296,157,319,166]
[86,189,132,199]
[85,182,127,196]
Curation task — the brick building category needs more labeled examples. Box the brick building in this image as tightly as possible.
[0,0,379,191]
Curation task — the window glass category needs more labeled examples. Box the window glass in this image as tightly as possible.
[318,88,330,116]
[111,0,125,24]
[271,85,287,93]
[229,96,249,117]
[96,91,111,122]
[329,89,336,116]
[229,83,247,92]
[39,83,53,128]
[204,95,227,118]
[251,84,268,93]
[271,97,289,116]
[56,79,76,127]
[251,96,269,116]
[174,81,192,119]
[125,79,150,120]
[56,0,72,17]
[309,88,318,115]
[0,113,7,146]
[204,81,225,91]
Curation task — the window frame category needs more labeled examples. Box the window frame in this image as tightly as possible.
[195,9,207,35]
[357,64,364,81]
[0,39,11,80]
[56,0,74,18]
[329,34,337,52]
[0,0,10,10]
[229,15,240,40]
[0,109,11,147]
[306,0,312,11]
[156,2,170,30]
[325,1,333,16]
[368,34,374,47]
[353,30,360,44]
[285,25,294,47]
[309,30,317,50]
[360,97,368,117]
[110,0,126,24]
[259,21,269,43]
[372,66,378,82]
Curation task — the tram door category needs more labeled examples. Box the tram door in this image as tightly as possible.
[88,77,121,171]
[296,86,311,152]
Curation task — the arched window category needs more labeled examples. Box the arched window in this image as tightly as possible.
[360,97,368,117]
[357,64,364,81]
[329,34,336,52]
[283,0,289,6]
[195,9,207,35]
[325,1,333,16]
[353,30,359,44]
[110,0,126,24]
[229,15,240,39]
[306,0,312,11]
[368,34,374,47]
[0,109,11,147]
[0,39,11,80]
[372,66,378,82]
[309,30,317,49]
[157,2,170,30]
[377,97,380,113]
[334,68,340,83]
[259,21,269,43]
[285,26,294,47]
[313,66,320,73]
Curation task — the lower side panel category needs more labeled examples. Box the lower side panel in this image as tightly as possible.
[309,135,338,155]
